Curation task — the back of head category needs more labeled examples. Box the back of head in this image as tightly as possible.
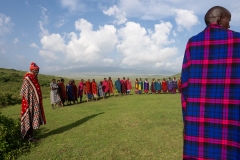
[204,6,231,26]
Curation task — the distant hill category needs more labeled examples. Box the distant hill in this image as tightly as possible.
[49,66,180,78]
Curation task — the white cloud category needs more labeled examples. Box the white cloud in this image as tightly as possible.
[103,58,114,64]
[117,0,174,20]
[0,13,14,36]
[60,0,85,13]
[39,50,58,63]
[56,17,66,28]
[13,38,19,44]
[173,30,177,37]
[30,43,39,49]
[39,18,118,66]
[173,9,199,31]
[41,34,65,52]
[117,21,178,69]
[103,5,127,25]
[104,1,199,31]
[39,7,49,37]
[39,18,183,72]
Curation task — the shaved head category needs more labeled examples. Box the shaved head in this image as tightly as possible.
[204,6,231,27]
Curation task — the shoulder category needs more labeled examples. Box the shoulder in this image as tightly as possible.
[187,30,205,43]
[231,29,240,38]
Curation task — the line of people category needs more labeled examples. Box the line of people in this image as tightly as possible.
[135,77,181,94]
[50,77,132,107]
[49,76,181,108]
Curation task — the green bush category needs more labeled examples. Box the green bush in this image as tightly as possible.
[0,73,22,83]
[0,93,21,108]
[0,112,30,159]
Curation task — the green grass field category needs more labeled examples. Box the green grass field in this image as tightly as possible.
[1,93,183,160]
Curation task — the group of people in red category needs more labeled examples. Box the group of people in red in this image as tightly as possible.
[54,77,132,106]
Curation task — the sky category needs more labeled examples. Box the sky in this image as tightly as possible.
[0,0,240,74]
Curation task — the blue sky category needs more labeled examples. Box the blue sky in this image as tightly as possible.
[0,0,239,74]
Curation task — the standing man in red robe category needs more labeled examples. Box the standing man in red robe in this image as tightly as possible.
[91,79,98,101]
[78,79,84,103]
[161,78,168,93]
[121,77,127,95]
[126,77,132,94]
[72,80,78,104]
[108,77,114,97]
[85,79,92,101]
[59,78,68,106]
[20,62,46,142]
[102,78,109,97]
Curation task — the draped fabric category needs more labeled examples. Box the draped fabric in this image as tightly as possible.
[135,81,139,93]
[50,82,61,104]
[108,80,114,93]
[167,80,173,92]
[161,80,168,92]
[126,79,132,90]
[115,80,121,93]
[155,81,161,92]
[102,80,109,93]
[151,81,156,93]
[72,84,78,101]
[91,82,98,95]
[177,79,181,93]
[59,82,67,100]
[66,84,74,101]
[143,81,149,93]
[181,24,240,159]
[20,72,46,138]
[98,83,104,97]
[84,81,92,94]
[172,79,178,94]
[120,80,126,93]
[138,81,143,90]
[78,82,84,97]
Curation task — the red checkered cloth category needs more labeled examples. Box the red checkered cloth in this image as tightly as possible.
[20,72,46,138]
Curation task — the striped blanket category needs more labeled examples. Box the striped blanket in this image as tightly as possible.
[20,72,46,138]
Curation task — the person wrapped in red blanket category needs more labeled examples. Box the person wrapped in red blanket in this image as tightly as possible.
[20,62,46,142]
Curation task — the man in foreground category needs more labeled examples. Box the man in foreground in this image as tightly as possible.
[181,6,240,159]
[20,62,46,142]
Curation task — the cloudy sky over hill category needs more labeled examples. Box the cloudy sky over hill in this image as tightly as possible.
[0,0,239,74]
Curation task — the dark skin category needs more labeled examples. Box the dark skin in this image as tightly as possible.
[204,6,231,29]
[30,69,39,77]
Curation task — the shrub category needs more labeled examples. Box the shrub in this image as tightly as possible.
[0,112,30,159]
[0,73,22,83]
[0,93,21,108]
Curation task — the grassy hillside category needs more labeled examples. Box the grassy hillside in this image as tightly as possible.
[0,68,71,107]
[1,93,183,159]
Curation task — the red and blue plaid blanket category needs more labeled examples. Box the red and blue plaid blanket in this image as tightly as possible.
[181,24,240,159]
